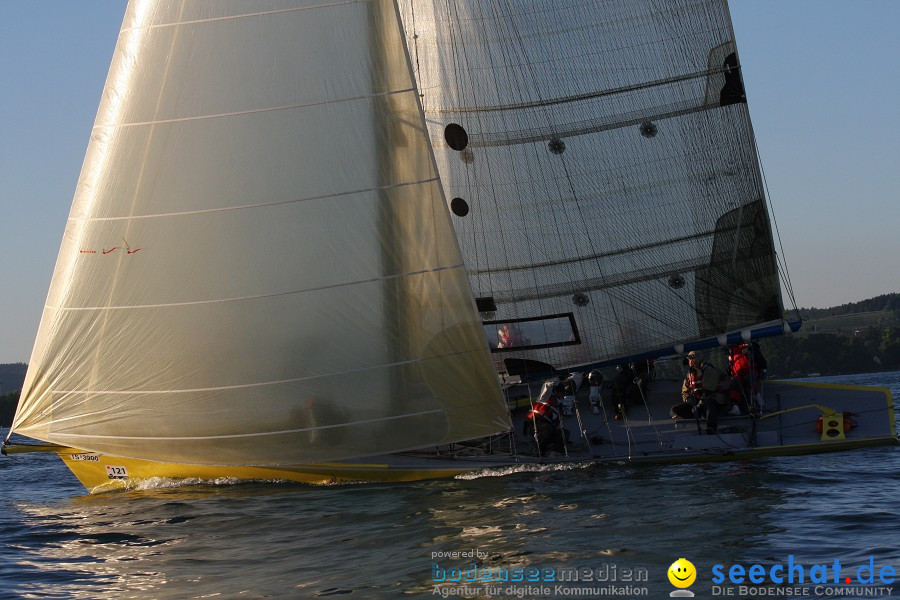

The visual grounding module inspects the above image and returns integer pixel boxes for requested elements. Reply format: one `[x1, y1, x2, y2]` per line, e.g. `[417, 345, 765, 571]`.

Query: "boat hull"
[7, 379, 896, 493]
[52, 434, 898, 494]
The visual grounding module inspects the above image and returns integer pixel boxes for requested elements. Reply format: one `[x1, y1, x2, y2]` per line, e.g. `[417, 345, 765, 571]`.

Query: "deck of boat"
[497, 376, 897, 463]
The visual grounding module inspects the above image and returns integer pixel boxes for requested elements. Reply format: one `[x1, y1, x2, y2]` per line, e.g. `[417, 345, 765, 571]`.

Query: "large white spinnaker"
[10, 0, 510, 465]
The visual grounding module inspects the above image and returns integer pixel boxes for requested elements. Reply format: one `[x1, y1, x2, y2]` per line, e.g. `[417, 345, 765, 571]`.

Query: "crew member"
[524, 382, 568, 454]
[672, 351, 724, 434]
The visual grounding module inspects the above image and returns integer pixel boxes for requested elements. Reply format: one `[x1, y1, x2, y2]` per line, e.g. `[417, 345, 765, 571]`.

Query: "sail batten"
[461, 100, 723, 148]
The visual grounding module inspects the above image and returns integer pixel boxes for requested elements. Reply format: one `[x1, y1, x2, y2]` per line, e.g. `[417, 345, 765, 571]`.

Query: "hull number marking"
[69, 454, 100, 462]
[106, 465, 129, 479]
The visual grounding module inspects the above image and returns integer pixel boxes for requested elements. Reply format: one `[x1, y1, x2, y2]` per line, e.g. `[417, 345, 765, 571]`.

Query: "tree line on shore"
[793, 293, 899, 321]
[760, 325, 900, 377]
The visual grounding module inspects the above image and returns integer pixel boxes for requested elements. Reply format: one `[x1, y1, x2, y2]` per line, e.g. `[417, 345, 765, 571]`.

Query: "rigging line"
[748, 152, 796, 311]
[596, 380, 618, 456]
[502, 386, 519, 458]
[95, 87, 419, 130]
[48, 409, 446, 442]
[407, 0, 421, 78]
[753, 132, 798, 314]
[51, 262, 465, 312]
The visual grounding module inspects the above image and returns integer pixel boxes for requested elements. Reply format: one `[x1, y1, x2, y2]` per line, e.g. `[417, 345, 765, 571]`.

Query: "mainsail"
[10, 0, 511, 465]
[399, 0, 785, 373]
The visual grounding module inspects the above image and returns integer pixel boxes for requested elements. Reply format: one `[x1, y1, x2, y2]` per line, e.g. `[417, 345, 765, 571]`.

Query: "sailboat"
[4, 0, 896, 493]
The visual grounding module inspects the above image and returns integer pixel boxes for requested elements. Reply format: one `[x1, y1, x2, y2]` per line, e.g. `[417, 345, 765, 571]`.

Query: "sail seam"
[466, 100, 721, 148]
[434, 67, 733, 114]
[470, 228, 724, 275]
[49, 262, 465, 311]
[46, 410, 445, 441]
[120, 0, 372, 33]
[94, 87, 418, 130]
[68, 177, 440, 222]
[50, 357, 422, 395]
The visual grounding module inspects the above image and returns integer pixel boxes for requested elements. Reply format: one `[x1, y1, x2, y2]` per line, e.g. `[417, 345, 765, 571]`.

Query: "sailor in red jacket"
[728, 342, 766, 412]
[524, 381, 568, 454]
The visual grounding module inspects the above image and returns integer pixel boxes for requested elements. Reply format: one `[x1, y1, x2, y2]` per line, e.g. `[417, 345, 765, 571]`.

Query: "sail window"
[475, 297, 497, 313]
[720, 52, 747, 105]
[444, 123, 469, 151]
[572, 292, 590, 306]
[450, 197, 469, 217]
[668, 274, 686, 289]
[640, 122, 658, 138]
[548, 138, 566, 154]
[485, 313, 580, 352]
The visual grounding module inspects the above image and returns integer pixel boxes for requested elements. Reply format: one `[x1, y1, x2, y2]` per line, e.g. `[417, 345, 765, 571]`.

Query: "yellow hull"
[50, 450, 474, 493]
[24, 433, 896, 494]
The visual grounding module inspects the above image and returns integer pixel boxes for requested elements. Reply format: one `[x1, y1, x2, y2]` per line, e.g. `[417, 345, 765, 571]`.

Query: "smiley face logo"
[668, 558, 697, 588]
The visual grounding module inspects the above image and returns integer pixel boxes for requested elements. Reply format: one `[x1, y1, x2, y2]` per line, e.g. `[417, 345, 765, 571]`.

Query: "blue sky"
[1, 1, 898, 363]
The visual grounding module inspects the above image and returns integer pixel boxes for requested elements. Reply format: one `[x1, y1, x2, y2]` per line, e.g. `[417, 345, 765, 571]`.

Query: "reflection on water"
[0, 371, 897, 598]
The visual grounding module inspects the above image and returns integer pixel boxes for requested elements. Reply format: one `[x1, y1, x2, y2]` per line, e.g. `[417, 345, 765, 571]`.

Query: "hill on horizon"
[796, 292, 899, 321]
[0, 363, 27, 396]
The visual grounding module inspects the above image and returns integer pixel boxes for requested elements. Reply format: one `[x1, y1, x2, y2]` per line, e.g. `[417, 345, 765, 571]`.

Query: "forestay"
[11, 0, 510, 465]
[399, 0, 784, 372]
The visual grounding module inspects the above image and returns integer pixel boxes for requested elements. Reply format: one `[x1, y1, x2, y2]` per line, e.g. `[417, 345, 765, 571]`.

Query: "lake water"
[1, 371, 898, 599]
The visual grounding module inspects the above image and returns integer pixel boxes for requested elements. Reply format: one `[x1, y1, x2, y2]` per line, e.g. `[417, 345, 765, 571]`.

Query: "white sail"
[12, 0, 511, 465]
[399, 0, 783, 371]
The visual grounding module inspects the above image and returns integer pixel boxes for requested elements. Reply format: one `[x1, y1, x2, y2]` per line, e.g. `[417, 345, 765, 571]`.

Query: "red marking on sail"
[80, 250, 96, 254]
[102, 247, 119, 255]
